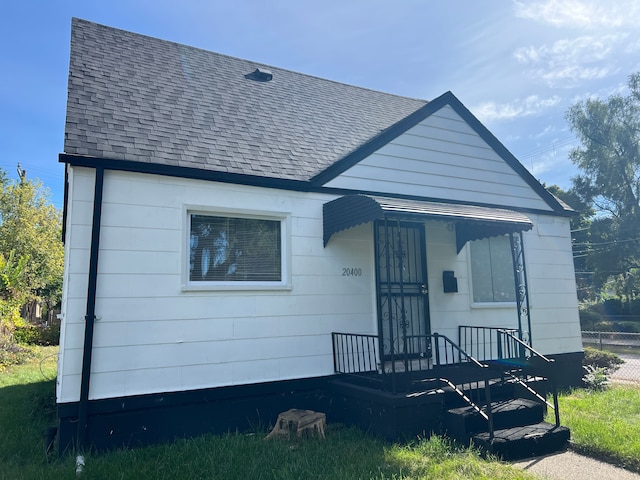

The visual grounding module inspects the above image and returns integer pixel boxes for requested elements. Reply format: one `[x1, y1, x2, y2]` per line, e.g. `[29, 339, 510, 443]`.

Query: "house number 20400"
[342, 267, 362, 276]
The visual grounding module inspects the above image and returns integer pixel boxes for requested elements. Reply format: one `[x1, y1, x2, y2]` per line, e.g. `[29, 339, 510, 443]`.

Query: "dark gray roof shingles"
[64, 18, 427, 181]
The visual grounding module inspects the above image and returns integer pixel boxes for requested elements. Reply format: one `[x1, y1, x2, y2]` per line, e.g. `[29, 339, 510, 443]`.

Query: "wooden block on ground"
[266, 409, 326, 439]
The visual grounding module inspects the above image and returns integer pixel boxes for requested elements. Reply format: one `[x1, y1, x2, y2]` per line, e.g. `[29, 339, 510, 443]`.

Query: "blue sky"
[2, 0, 640, 210]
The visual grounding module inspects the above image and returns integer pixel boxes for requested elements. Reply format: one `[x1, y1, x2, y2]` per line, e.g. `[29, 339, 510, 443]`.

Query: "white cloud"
[532, 125, 556, 140]
[474, 95, 562, 122]
[514, 35, 624, 86]
[513, 0, 640, 28]
[514, 35, 622, 66]
[540, 65, 614, 85]
[624, 38, 640, 54]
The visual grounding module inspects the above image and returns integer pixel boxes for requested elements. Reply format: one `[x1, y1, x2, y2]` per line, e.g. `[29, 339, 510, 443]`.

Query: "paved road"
[611, 354, 640, 384]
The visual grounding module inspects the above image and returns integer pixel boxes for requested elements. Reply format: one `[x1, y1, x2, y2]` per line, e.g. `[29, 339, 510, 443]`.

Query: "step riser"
[446, 409, 545, 441]
[442, 383, 516, 409]
[445, 399, 545, 441]
[473, 425, 570, 460]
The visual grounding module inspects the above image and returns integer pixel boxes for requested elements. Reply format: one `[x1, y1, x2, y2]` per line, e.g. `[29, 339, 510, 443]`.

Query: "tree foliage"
[568, 73, 640, 218]
[567, 72, 640, 298]
[0, 250, 28, 336]
[0, 170, 63, 322]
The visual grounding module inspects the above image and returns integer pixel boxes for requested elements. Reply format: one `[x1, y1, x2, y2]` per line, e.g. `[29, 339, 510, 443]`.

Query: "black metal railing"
[332, 332, 379, 375]
[430, 333, 495, 441]
[332, 331, 496, 440]
[495, 329, 561, 427]
[430, 332, 483, 367]
[332, 332, 488, 377]
[458, 326, 560, 426]
[458, 326, 521, 362]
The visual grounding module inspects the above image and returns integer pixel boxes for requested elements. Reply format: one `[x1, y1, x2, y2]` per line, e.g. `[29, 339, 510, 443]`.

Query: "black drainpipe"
[76, 167, 105, 449]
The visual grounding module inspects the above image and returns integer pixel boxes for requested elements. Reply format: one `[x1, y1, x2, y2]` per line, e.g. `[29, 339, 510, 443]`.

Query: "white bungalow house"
[57, 18, 582, 456]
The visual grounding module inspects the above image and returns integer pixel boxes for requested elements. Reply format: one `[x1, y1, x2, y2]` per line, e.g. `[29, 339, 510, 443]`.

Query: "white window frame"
[467, 235, 517, 308]
[182, 205, 291, 291]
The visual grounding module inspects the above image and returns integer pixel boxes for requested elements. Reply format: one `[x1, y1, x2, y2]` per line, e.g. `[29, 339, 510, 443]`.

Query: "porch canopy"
[323, 195, 533, 252]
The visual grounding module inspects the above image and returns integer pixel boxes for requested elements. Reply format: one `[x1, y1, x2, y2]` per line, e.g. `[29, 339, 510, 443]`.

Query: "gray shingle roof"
[65, 18, 428, 181]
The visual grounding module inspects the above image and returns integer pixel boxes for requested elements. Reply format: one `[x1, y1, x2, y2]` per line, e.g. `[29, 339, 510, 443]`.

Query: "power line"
[573, 237, 640, 247]
[514, 135, 580, 160]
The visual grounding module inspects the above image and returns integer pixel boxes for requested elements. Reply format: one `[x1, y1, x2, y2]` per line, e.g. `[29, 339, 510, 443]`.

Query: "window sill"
[470, 302, 517, 309]
[182, 282, 292, 292]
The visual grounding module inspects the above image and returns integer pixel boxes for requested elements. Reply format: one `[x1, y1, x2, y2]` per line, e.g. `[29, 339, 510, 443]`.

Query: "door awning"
[323, 195, 533, 252]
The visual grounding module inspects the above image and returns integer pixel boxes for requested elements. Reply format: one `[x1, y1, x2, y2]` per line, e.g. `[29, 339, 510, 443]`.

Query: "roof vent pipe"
[245, 68, 273, 82]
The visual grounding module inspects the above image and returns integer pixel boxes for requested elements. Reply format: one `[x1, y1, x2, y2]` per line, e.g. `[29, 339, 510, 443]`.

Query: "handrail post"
[552, 380, 560, 427]
[332, 333, 338, 373]
[484, 369, 494, 443]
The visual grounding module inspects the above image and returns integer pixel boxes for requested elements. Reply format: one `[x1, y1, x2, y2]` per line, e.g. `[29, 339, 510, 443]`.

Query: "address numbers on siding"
[342, 267, 363, 277]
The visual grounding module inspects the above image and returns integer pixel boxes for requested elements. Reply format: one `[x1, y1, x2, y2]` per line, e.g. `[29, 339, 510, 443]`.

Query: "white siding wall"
[325, 105, 552, 212]
[525, 215, 582, 353]
[424, 217, 582, 356]
[58, 167, 376, 403]
[58, 168, 581, 404]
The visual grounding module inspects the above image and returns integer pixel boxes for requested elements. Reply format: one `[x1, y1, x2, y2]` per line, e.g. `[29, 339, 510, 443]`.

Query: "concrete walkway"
[611, 354, 640, 385]
[512, 450, 640, 480]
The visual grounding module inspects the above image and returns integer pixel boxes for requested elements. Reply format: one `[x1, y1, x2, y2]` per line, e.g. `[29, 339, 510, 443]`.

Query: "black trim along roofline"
[59, 153, 574, 219]
[59, 154, 311, 192]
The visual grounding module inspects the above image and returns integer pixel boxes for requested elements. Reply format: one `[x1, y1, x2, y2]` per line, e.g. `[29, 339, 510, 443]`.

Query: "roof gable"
[316, 92, 564, 212]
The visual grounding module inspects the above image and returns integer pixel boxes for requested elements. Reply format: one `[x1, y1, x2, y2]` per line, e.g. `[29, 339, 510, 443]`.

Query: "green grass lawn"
[4, 346, 640, 479]
[554, 384, 640, 472]
[0, 346, 536, 480]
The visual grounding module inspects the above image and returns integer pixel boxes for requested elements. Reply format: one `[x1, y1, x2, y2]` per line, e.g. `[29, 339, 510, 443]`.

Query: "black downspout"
[61, 164, 69, 245]
[76, 167, 105, 450]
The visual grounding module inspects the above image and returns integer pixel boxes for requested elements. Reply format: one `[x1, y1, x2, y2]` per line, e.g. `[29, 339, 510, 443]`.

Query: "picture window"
[469, 235, 515, 303]
[189, 213, 283, 284]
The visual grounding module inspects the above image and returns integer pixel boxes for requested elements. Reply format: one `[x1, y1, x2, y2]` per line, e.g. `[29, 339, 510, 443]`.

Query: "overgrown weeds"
[0, 337, 33, 371]
[583, 346, 624, 371]
[13, 322, 61, 346]
[581, 346, 624, 391]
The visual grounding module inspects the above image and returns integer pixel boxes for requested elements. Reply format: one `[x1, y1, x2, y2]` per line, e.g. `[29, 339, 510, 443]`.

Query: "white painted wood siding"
[58, 168, 376, 403]
[58, 168, 580, 404]
[325, 105, 553, 212]
[424, 216, 582, 355]
[524, 215, 582, 353]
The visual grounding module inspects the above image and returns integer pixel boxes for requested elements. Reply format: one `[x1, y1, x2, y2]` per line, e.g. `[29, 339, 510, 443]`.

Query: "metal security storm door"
[375, 220, 431, 361]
